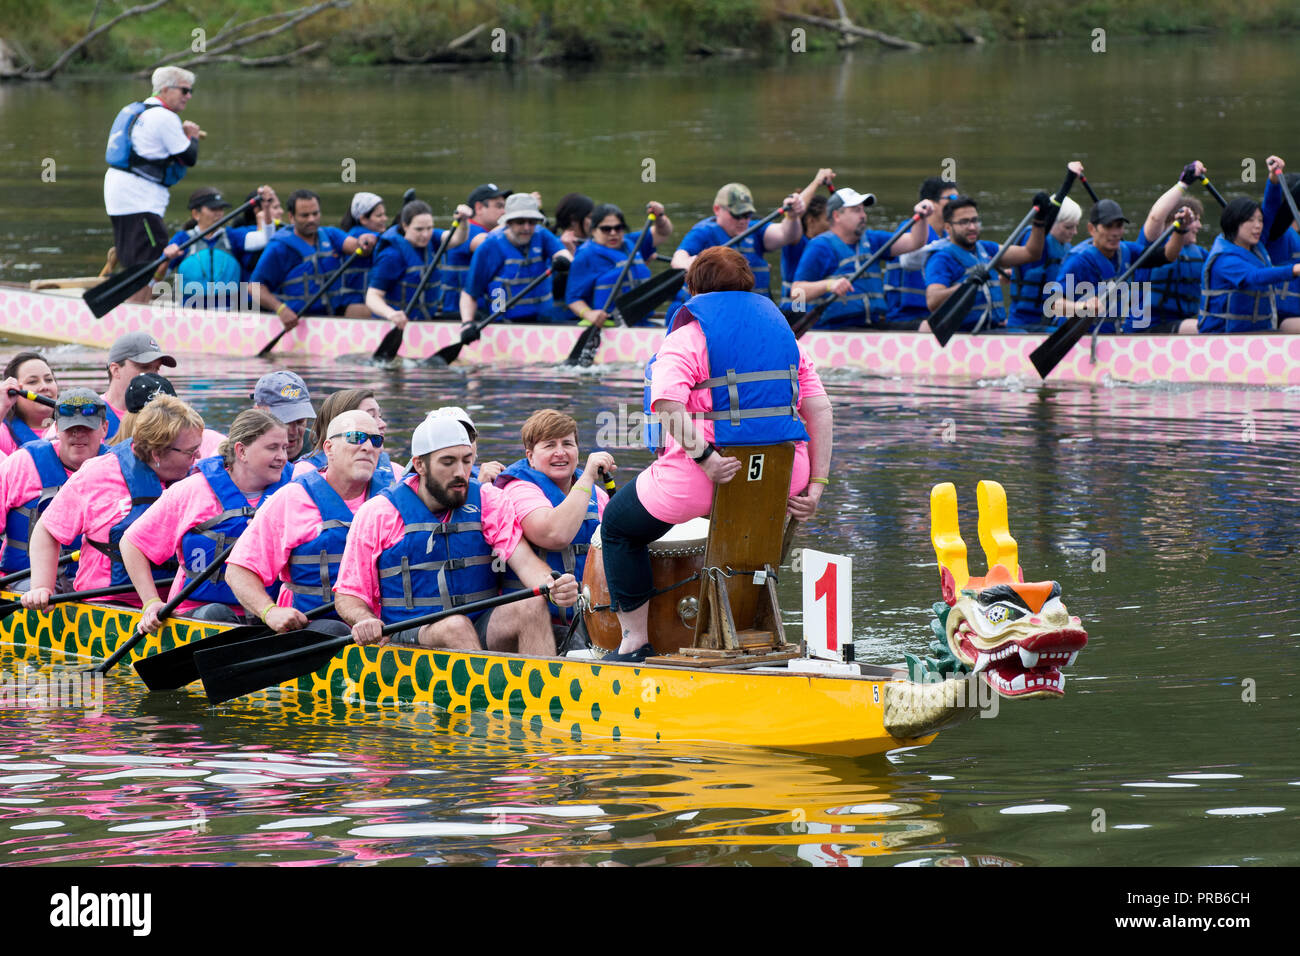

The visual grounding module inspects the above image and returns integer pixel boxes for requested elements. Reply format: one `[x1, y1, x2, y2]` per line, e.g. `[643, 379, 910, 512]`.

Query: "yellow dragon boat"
[0, 481, 1086, 757]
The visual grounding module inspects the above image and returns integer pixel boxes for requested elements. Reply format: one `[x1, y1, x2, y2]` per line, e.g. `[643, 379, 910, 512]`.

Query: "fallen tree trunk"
[17, 0, 175, 81]
[780, 10, 923, 51]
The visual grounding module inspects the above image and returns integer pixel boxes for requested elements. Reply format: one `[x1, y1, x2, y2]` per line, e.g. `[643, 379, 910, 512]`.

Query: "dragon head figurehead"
[903, 480, 1087, 702]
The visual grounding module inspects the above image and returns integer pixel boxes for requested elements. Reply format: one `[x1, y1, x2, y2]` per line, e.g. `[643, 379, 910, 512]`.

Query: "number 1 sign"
[801, 549, 852, 661]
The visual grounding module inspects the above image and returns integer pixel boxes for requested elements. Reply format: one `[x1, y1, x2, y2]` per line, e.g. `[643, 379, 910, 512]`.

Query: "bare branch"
[154, 0, 350, 71]
[183, 41, 325, 68]
[25, 0, 176, 81]
[779, 10, 922, 51]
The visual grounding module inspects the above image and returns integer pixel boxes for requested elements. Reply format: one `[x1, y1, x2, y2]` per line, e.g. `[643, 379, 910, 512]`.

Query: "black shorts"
[387, 606, 496, 650]
[110, 213, 168, 269]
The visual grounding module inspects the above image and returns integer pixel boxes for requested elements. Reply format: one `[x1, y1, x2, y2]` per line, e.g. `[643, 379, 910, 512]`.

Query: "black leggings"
[600, 479, 673, 613]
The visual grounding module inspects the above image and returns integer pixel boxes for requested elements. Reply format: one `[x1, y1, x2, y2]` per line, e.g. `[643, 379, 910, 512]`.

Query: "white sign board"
[801, 548, 852, 661]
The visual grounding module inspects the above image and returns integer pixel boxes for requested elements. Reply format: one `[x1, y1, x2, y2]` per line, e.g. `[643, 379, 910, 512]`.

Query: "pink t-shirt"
[229, 475, 369, 608]
[500, 477, 609, 543]
[0, 438, 71, 518]
[122, 468, 274, 613]
[2, 418, 51, 457]
[199, 429, 225, 459]
[335, 476, 519, 617]
[38, 451, 150, 601]
[636, 321, 824, 524]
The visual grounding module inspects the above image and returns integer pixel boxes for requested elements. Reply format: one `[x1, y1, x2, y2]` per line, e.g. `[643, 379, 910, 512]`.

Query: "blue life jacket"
[482, 230, 561, 322]
[796, 232, 884, 329]
[1264, 229, 1300, 318]
[175, 228, 243, 309]
[779, 236, 809, 308]
[1199, 235, 1279, 333]
[494, 459, 600, 622]
[674, 291, 809, 447]
[1059, 241, 1142, 335]
[932, 240, 1005, 331]
[105, 102, 188, 187]
[672, 219, 773, 311]
[1009, 228, 1069, 328]
[573, 237, 652, 314]
[1, 439, 107, 574]
[299, 449, 395, 494]
[273, 229, 352, 315]
[87, 441, 178, 587]
[338, 225, 378, 298]
[1139, 242, 1207, 328]
[5, 418, 41, 448]
[884, 222, 943, 323]
[372, 225, 439, 320]
[104, 405, 121, 442]
[178, 456, 292, 607]
[439, 221, 487, 312]
[284, 470, 380, 614]
[375, 479, 499, 625]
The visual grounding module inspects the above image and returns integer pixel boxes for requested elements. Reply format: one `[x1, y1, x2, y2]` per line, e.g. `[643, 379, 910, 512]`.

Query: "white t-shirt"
[103, 97, 193, 217]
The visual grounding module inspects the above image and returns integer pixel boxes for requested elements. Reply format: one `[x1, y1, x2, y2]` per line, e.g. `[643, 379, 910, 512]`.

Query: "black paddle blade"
[0, 598, 23, 620]
[372, 325, 405, 362]
[257, 325, 292, 358]
[196, 627, 352, 705]
[790, 300, 832, 339]
[430, 339, 463, 366]
[613, 269, 685, 325]
[929, 281, 980, 347]
[1030, 313, 1091, 379]
[563, 324, 600, 366]
[84, 261, 158, 318]
[134, 621, 273, 691]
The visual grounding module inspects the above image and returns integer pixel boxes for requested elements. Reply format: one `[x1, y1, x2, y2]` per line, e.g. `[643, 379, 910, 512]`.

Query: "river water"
[1, 36, 1298, 867]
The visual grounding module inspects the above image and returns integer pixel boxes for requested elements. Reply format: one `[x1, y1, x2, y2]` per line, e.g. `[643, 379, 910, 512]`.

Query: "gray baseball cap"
[55, 387, 107, 432]
[251, 370, 314, 423]
[108, 331, 177, 367]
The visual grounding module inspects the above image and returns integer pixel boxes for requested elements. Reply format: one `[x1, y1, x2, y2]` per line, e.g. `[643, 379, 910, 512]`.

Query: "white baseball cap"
[826, 188, 877, 213]
[411, 417, 471, 457]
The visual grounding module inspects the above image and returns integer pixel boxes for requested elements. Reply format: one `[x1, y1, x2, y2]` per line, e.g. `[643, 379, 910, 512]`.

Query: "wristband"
[1177, 181, 1189, 192]
[809, 477, 829, 485]
[259, 602, 277, 624]
[142, 597, 163, 610]
[275, 303, 287, 316]
[574, 483, 592, 496]
[692, 442, 717, 464]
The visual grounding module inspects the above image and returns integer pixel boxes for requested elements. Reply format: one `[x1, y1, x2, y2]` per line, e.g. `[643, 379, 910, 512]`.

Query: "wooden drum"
[582, 517, 710, 654]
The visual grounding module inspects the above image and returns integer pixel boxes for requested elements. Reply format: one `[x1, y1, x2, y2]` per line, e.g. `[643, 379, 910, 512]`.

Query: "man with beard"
[459, 193, 571, 329]
[252, 189, 378, 330]
[335, 416, 579, 654]
[923, 195, 1050, 333]
[790, 188, 935, 329]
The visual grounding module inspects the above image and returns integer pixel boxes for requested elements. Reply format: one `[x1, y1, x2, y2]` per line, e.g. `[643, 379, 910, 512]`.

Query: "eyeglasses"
[950, 217, 981, 227]
[596, 224, 626, 234]
[174, 87, 193, 95]
[58, 402, 105, 418]
[329, 430, 384, 448]
[168, 443, 202, 460]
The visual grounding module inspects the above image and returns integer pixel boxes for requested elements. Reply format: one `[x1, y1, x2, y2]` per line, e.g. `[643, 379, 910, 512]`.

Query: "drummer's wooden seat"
[660, 442, 800, 667]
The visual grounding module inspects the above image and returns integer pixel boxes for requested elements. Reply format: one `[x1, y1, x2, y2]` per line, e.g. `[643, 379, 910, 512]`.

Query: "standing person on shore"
[0, 351, 59, 457]
[104, 67, 204, 305]
[252, 190, 378, 330]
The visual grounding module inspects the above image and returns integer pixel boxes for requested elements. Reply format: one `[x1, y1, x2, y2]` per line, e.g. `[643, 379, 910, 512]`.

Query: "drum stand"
[656, 443, 801, 669]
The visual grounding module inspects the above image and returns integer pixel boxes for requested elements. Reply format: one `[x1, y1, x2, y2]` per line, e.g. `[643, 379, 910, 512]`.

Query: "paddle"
[0, 550, 79, 590]
[1079, 174, 1101, 204]
[563, 212, 657, 367]
[0, 579, 171, 621]
[427, 258, 570, 367]
[134, 600, 337, 691]
[195, 579, 558, 705]
[1200, 176, 1228, 210]
[372, 212, 467, 362]
[610, 203, 791, 327]
[85, 197, 259, 318]
[6, 389, 58, 409]
[1268, 170, 1300, 243]
[1029, 218, 1182, 380]
[929, 168, 1078, 347]
[257, 248, 365, 357]
[94, 542, 237, 674]
[788, 213, 922, 338]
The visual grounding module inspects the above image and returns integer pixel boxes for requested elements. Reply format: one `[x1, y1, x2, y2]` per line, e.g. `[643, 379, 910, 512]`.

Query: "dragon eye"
[982, 603, 1024, 625]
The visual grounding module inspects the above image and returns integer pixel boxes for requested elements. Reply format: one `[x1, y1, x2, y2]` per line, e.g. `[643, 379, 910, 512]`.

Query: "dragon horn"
[930, 483, 970, 594]
[976, 480, 1021, 582]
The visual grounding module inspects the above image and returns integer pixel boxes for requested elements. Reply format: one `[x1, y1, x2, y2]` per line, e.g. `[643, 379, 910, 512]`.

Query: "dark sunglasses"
[330, 430, 384, 448]
[596, 224, 626, 234]
[174, 86, 193, 95]
[58, 402, 105, 418]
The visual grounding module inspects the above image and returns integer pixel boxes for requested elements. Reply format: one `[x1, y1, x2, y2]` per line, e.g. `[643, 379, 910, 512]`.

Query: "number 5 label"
[801, 549, 851, 661]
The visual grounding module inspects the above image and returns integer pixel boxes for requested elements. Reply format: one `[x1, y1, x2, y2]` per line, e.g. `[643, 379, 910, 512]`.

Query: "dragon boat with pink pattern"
[6, 283, 1300, 385]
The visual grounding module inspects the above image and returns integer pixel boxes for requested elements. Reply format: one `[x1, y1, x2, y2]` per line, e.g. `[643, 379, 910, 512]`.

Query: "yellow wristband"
[574, 484, 592, 496]
[142, 597, 163, 609]
[275, 303, 286, 316]
[259, 602, 277, 623]
[809, 477, 829, 485]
